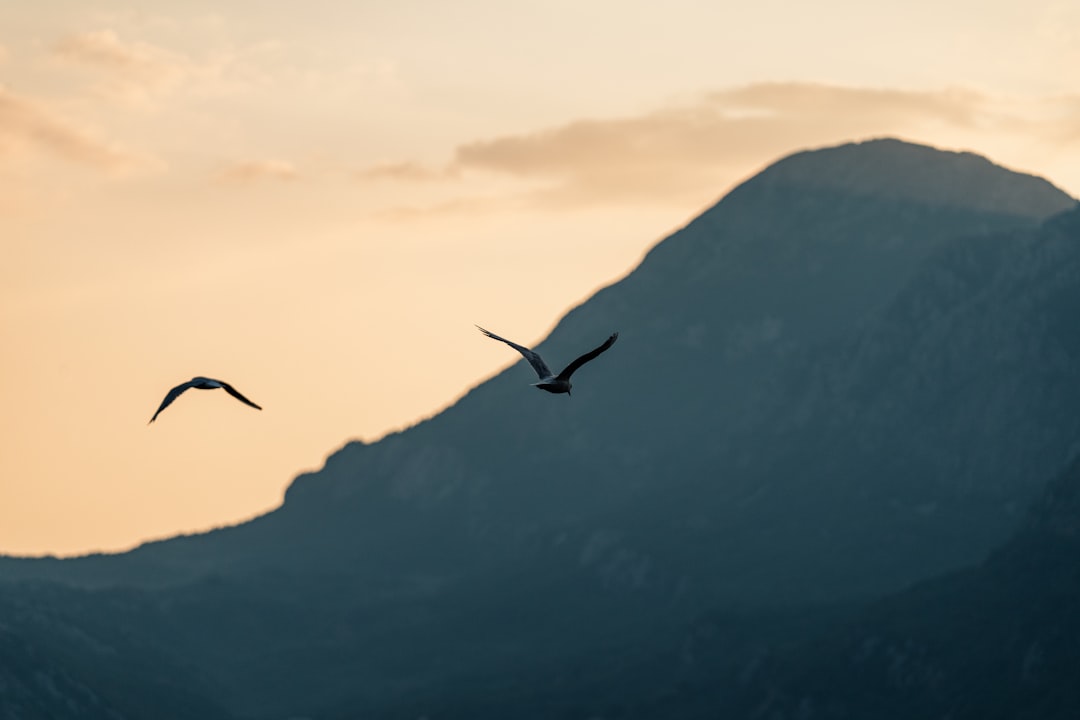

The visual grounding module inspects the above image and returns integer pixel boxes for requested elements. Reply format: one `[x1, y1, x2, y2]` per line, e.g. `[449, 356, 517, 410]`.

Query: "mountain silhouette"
[1, 138, 1077, 718]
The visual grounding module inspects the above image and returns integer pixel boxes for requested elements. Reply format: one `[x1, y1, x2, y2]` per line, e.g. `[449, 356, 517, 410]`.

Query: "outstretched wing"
[148, 380, 197, 423]
[476, 325, 553, 380]
[218, 381, 262, 411]
[555, 332, 618, 382]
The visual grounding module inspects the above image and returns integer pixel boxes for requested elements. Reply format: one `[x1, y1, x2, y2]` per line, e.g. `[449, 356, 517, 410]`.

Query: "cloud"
[370, 193, 525, 222]
[447, 83, 992, 206]
[1054, 95, 1080, 144]
[707, 84, 983, 126]
[360, 82, 1080, 215]
[219, 159, 298, 183]
[359, 83, 998, 210]
[53, 30, 394, 109]
[53, 30, 192, 103]
[358, 161, 456, 183]
[0, 84, 147, 171]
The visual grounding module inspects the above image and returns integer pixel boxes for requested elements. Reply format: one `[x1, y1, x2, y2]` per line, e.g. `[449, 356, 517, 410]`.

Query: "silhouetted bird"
[149, 377, 262, 423]
[477, 326, 618, 396]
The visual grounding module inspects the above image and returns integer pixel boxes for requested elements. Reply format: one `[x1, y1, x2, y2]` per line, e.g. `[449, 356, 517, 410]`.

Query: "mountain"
[1, 138, 1077, 717]
[0, 583, 232, 720]
[628, 449, 1080, 720]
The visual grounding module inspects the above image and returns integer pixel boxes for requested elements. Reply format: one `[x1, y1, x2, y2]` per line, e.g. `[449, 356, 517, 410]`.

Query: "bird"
[476, 326, 618, 396]
[148, 376, 262, 423]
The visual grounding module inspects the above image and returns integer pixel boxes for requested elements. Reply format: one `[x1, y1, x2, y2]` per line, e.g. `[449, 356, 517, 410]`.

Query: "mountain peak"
[750, 137, 1075, 218]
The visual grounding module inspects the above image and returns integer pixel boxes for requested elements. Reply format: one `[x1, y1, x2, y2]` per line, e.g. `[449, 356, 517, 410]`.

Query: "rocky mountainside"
[0, 583, 231, 720]
[632, 450, 1080, 720]
[1, 139, 1077, 718]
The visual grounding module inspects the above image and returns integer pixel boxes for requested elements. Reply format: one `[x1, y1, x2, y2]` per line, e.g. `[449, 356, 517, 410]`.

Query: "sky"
[2, 1, 1079, 557]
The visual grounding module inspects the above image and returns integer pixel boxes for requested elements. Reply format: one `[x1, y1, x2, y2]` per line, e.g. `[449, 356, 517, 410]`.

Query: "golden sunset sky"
[2, 1, 1079, 556]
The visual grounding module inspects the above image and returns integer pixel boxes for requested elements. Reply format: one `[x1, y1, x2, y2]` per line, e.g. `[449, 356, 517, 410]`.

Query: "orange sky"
[2, 1, 1079, 556]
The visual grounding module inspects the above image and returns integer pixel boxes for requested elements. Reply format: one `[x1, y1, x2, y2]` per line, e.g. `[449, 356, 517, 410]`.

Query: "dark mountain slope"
[301, 450, 1080, 719]
[384, 447, 1080, 720]
[708, 203, 1080, 600]
[641, 450, 1080, 720]
[0, 584, 232, 720]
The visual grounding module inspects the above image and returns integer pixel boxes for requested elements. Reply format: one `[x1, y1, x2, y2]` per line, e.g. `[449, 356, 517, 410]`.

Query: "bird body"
[533, 379, 571, 394]
[149, 376, 262, 423]
[190, 377, 226, 391]
[477, 326, 618, 396]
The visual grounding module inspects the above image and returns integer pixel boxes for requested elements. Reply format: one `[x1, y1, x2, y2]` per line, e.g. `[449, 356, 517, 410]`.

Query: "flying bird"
[149, 376, 262, 423]
[476, 326, 618, 396]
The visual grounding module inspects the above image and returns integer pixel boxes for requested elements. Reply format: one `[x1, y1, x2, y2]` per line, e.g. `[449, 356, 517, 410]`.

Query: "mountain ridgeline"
[1, 138, 1078, 718]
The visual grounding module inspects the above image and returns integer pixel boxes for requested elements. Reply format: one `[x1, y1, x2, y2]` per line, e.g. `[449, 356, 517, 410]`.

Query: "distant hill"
[1, 138, 1077, 718]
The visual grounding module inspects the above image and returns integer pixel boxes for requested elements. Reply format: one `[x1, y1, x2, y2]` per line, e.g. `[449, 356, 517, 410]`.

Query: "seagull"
[477, 326, 618, 396]
[149, 376, 262, 423]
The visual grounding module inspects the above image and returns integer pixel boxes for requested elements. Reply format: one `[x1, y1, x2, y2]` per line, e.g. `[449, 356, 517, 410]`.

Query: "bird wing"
[476, 325, 552, 379]
[555, 332, 619, 382]
[218, 381, 263, 411]
[148, 380, 197, 423]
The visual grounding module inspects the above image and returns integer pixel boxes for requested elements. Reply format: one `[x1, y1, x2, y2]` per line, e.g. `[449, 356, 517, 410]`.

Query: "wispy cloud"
[363, 82, 1080, 217]
[370, 193, 526, 222]
[449, 83, 992, 206]
[0, 84, 147, 171]
[1053, 94, 1080, 144]
[706, 84, 984, 126]
[53, 29, 201, 105]
[358, 161, 455, 183]
[359, 83, 998, 211]
[219, 159, 298, 183]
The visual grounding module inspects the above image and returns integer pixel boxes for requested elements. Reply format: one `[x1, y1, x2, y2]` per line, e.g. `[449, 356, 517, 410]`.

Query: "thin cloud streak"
[0, 84, 147, 171]
[53, 29, 192, 103]
[358, 161, 457, 183]
[50, 28, 266, 106]
[219, 159, 299, 183]
[707, 83, 985, 126]
[370, 193, 529, 222]
[54, 30, 183, 75]
[1052, 94, 1080, 144]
